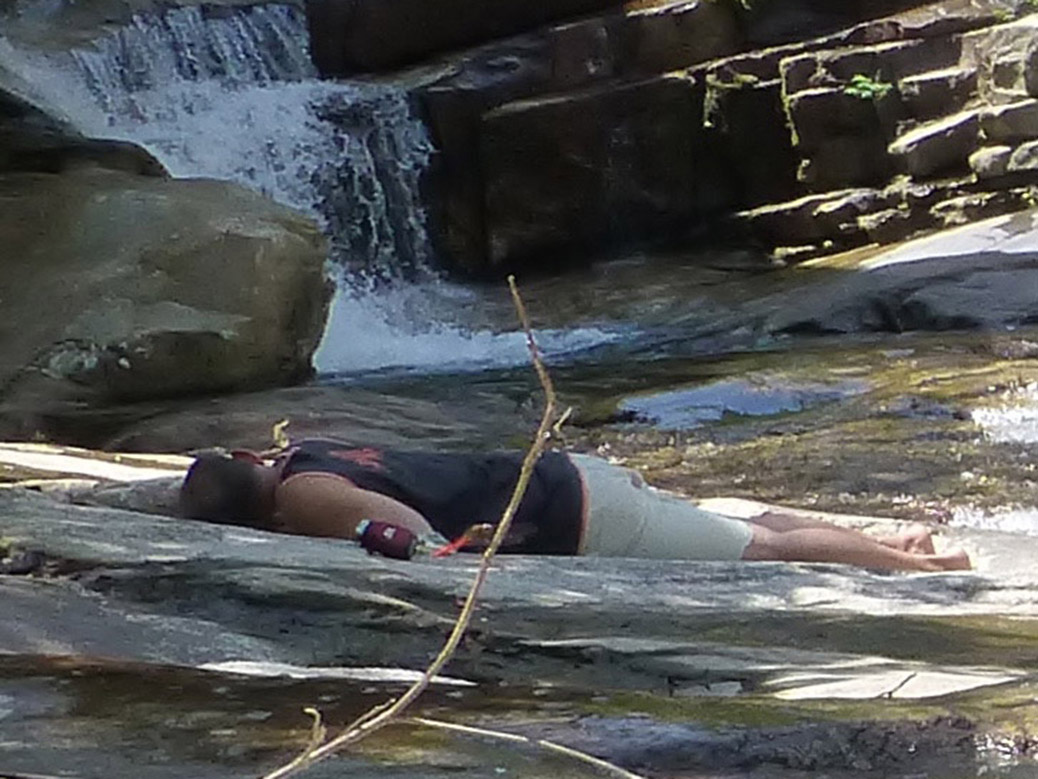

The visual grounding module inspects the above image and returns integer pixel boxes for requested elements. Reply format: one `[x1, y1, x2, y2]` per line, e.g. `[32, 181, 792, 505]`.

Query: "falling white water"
[0, 5, 434, 273]
[314, 279, 623, 375]
[0, 3, 624, 374]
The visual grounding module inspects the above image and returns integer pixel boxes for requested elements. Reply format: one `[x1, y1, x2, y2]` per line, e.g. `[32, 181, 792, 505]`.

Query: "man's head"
[179, 453, 270, 527]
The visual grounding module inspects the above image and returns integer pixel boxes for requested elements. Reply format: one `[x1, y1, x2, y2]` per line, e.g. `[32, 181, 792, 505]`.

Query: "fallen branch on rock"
[260, 276, 635, 779]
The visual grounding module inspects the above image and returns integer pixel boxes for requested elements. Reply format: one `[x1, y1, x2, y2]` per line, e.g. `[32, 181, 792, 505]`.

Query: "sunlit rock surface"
[764, 209, 1038, 334]
[2, 483, 1038, 776]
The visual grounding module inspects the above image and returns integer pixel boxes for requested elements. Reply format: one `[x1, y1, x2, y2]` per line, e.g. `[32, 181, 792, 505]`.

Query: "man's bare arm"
[273, 472, 436, 540]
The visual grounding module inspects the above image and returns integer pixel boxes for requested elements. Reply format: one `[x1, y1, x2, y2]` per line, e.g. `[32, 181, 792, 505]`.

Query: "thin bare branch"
[261, 275, 563, 779]
[408, 716, 648, 779]
[536, 739, 648, 779]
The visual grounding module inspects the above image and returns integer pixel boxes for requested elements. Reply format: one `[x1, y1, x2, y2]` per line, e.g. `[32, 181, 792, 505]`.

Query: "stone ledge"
[888, 109, 980, 177]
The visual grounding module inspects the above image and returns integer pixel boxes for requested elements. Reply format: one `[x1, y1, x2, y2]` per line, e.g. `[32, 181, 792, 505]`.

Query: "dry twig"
[261, 275, 567, 779]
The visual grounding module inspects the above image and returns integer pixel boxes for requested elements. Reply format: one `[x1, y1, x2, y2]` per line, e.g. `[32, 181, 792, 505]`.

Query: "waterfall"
[0, 2, 623, 375]
[1, 3, 434, 274]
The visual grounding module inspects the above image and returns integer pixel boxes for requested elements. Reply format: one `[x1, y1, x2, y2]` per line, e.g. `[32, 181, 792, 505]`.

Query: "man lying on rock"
[179, 438, 971, 572]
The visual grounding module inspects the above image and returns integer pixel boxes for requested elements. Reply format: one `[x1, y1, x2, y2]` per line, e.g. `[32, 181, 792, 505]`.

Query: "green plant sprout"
[843, 72, 894, 101]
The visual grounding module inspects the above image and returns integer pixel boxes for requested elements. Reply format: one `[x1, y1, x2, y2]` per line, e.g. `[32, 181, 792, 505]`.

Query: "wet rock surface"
[2, 484, 1038, 777]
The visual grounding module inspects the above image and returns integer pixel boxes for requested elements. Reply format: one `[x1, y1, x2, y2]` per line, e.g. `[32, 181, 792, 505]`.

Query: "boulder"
[479, 74, 702, 269]
[0, 86, 165, 176]
[0, 167, 330, 438]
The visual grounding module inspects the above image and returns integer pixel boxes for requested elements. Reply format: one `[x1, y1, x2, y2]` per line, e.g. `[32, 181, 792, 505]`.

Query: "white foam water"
[971, 382, 1038, 445]
[314, 280, 624, 375]
[951, 506, 1038, 536]
[949, 383, 1038, 535]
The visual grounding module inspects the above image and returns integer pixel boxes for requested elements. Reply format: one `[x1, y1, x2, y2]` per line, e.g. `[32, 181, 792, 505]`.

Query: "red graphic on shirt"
[329, 447, 385, 471]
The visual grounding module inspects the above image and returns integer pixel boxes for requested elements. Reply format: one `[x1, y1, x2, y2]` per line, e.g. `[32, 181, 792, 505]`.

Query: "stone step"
[980, 97, 1038, 142]
[899, 66, 978, 121]
[781, 36, 962, 97]
[694, 0, 1004, 94]
[796, 135, 895, 191]
[730, 172, 1038, 258]
[548, 0, 743, 87]
[479, 73, 703, 267]
[960, 13, 1038, 104]
[887, 108, 981, 178]
[1006, 138, 1038, 173]
[873, 0, 1019, 40]
[734, 188, 892, 251]
[969, 145, 1013, 179]
[785, 87, 898, 151]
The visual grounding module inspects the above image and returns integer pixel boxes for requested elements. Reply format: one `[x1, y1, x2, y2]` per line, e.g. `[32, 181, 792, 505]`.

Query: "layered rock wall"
[305, 0, 1038, 272]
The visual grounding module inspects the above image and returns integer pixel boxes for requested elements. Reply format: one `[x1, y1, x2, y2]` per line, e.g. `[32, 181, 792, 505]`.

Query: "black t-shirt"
[279, 439, 585, 555]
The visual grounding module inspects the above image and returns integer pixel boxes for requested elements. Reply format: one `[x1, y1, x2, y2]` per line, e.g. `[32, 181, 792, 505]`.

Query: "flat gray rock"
[765, 208, 1038, 334]
[3, 485, 1038, 778]
[2, 488, 1037, 687]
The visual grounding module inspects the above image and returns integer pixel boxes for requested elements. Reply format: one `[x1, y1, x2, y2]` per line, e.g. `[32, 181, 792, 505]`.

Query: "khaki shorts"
[570, 454, 753, 560]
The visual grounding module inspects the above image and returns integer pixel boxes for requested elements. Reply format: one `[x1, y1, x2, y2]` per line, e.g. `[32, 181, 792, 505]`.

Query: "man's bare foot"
[879, 524, 937, 555]
[933, 547, 972, 571]
[902, 525, 937, 555]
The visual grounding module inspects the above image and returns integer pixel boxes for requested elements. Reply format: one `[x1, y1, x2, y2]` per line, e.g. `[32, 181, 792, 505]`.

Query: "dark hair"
[179, 454, 267, 527]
